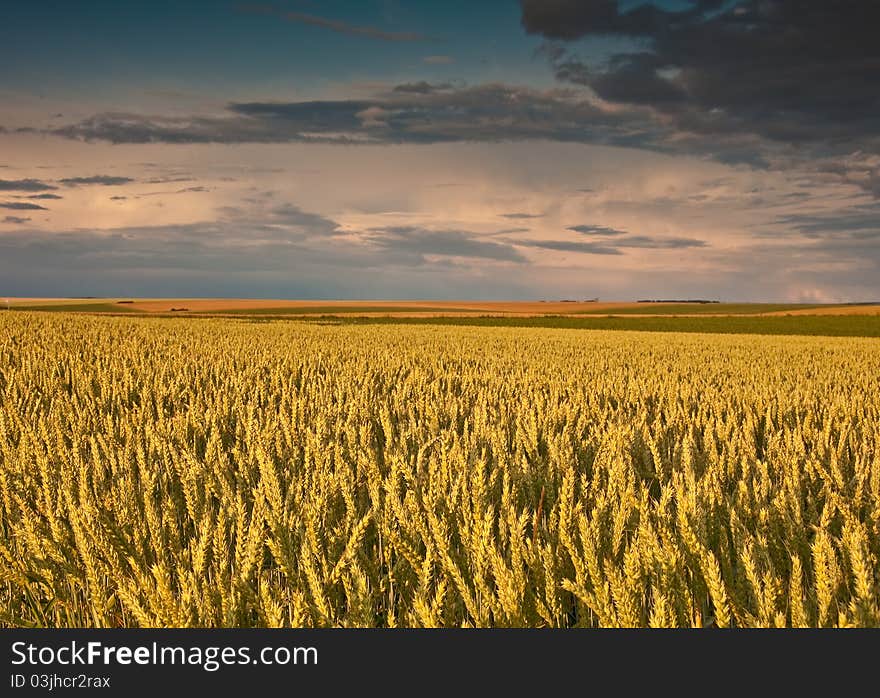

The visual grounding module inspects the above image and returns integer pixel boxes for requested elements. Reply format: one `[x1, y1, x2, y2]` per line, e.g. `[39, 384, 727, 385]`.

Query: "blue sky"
[1, 0, 879, 301]
[0, 1, 553, 93]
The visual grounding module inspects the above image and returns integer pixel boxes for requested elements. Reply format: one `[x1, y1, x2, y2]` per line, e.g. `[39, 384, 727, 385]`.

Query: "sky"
[1, 0, 879, 301]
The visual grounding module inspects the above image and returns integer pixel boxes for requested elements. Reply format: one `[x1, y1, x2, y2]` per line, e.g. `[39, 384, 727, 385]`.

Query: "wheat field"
[1, 312, 878, 627]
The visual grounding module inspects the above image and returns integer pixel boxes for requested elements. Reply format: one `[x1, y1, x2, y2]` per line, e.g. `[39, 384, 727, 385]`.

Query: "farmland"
[6, 297, 880, 318]
[1, 312, 878, 627]
[4, 297, 880, 338]
[5, 297, 880, 337]
[341, 314, 880, 338]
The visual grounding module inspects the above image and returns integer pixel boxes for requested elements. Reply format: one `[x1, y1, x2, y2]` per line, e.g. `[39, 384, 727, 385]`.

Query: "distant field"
[567, 303, 827, 315]
[5, 298, 880, 337]
[217, 305, 463, 315]
[6, 302, 139, 313]
[5, 297, 879, 318]
[331, 314, 880, 337]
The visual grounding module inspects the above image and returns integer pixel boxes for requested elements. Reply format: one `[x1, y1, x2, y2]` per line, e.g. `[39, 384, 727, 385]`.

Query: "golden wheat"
[0, 312, 878, 627]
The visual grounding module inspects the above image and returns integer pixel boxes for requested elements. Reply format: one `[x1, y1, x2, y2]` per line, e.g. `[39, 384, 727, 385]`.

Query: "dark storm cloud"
[0, 202, 48, 210]
[366, 226, 526, 262]
[522, 1, 742, 39]
[567, 224, 627, 236]
[59, 175, 135, 186]
[2, 216, 31, 224]
[554, 52, 688, 106]
[0, 178, 58, 192]
[48, 84, 659, 147]
[522, 1, 880, 154]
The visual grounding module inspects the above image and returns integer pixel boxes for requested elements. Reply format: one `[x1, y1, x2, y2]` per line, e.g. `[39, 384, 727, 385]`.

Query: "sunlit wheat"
[1, 312, 878, 627]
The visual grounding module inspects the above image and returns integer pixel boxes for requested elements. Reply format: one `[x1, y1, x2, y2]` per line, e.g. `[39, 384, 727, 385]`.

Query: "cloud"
[0, 202, 48, 210]
[0, 204, 534, 299]
[22, 193, 63, 200]
[110, 196, 127, 201]
[522, 0, 880, 160]
[500, 212, 545, 219]
[139, 186, 210, 198]
[267, 203, 343, 236]
[567, 224, 627, 236]
[48, 83, 658, 147]
[282, 12, 426, 42]
[145, 176, 194, 184]
[2, 216, 31, 224]
[0, 229, 536, 299]
[0, 184, 870, 299]
[775, 204, 880, 240]
[0, 178, 58, 192]
[564, 221, 704, 253]
[356, 106, 390, 128]
[518, 233, 705, 255]
[807, 152, 880, 198]
[391, 81, 455, 95]
[521, 0, 713, 40]
[613, 235, 707, 250]
[0, 222, 317, 275]
[365, 226, 526, 262]
[242, 4, 427, 42]
[423, 55, 454, 64]
[0, 201, 351, 273]
[518, 239, 622, 255]
[59, 175, 135, 186]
